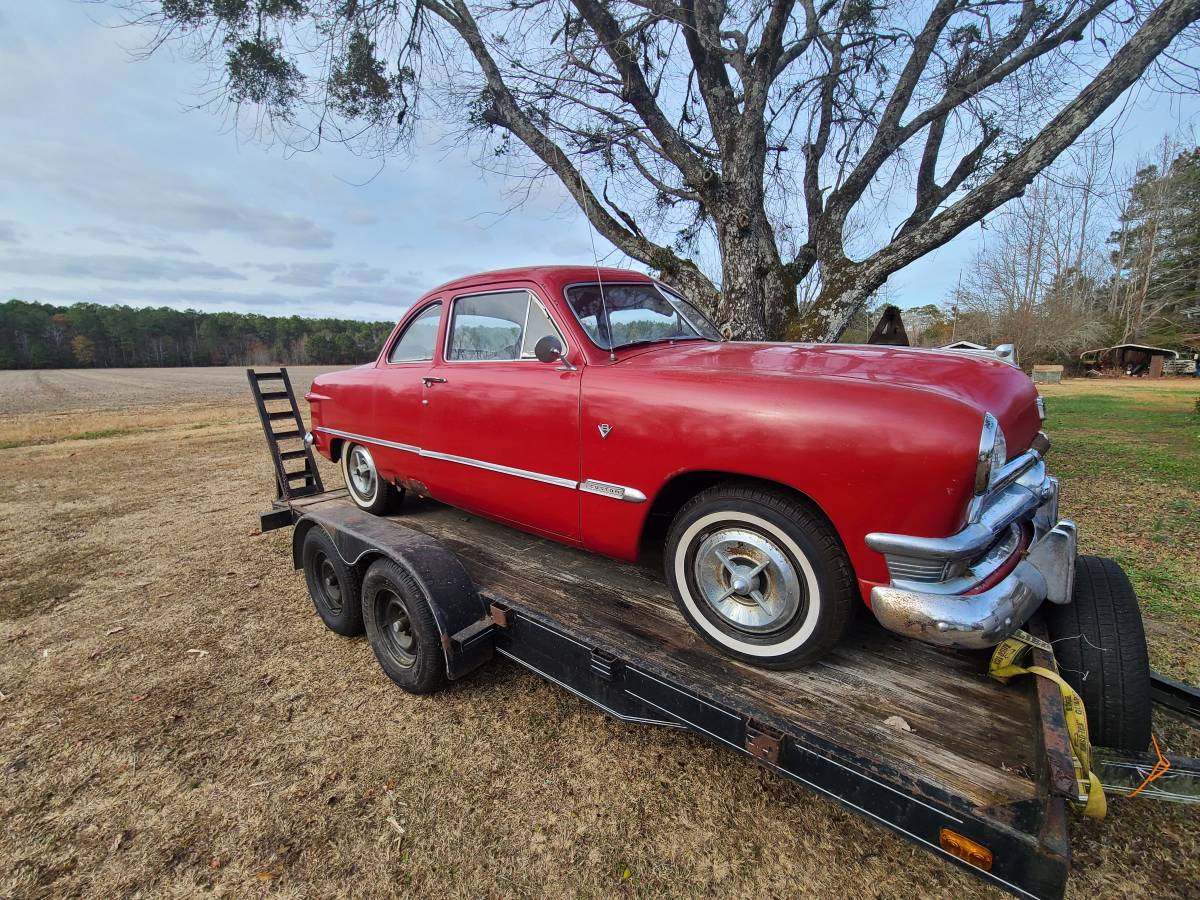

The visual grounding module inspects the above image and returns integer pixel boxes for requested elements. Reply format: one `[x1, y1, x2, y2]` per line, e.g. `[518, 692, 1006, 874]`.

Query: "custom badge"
[597, 423, 612, 439]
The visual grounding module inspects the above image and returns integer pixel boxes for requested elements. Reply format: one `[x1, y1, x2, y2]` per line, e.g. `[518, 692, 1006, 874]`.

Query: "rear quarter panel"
[306, 365, 379, 460]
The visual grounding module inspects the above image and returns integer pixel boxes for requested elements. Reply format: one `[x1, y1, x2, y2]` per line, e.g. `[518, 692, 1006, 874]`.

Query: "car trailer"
[249, 368, 1200, 900]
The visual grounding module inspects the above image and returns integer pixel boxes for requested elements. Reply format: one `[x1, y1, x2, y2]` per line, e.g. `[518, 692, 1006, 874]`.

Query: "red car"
[305, 265, 1074, 669]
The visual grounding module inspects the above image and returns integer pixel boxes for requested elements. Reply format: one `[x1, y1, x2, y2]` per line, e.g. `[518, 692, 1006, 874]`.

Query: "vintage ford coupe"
[304, 266, 1134, 705]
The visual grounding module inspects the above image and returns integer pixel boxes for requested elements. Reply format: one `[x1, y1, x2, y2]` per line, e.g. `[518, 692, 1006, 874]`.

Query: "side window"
[387, 302, 442, 363]
[447, 291, 566, 362]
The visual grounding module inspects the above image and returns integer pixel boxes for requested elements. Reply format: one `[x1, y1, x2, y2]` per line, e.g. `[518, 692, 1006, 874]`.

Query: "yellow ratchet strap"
[989, 631, 1107, 819]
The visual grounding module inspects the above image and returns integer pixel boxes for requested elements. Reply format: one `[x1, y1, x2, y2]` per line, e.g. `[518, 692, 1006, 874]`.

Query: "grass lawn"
[1040, 378, 1200, 683]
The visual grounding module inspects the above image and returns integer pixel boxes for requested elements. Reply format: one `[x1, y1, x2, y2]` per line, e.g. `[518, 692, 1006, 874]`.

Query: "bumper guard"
[866, 449, 1077, 649]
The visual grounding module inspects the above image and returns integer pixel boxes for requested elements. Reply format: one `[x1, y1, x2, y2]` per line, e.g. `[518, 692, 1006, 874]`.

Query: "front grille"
[885, 555, 949, 584]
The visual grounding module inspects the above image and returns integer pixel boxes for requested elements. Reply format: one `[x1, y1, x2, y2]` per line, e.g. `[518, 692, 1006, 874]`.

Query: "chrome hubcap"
[348, 446, 376, 499]
[692, 528, 802, 633]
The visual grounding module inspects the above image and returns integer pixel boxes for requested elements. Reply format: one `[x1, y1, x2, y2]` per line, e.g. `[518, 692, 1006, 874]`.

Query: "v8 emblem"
[597, 423, 612, 439]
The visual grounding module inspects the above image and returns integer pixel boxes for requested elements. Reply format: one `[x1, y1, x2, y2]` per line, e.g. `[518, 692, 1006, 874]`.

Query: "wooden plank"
[381, 498, 1043, 809]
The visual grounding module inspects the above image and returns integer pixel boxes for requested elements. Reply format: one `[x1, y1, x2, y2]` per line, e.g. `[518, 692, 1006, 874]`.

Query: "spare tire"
[1043, 555, 1151, 751]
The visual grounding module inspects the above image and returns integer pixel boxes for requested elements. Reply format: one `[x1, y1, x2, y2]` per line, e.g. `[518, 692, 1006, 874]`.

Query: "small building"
[936, 340, 1019, 367]
[1080, 344, 1179, 377]
[1032, 364, 1064, 384]
[939, 340, 988, 352]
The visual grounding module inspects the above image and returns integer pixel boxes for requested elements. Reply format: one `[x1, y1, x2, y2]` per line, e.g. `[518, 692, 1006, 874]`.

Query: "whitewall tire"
[665, 483, 855, 668]
[340, 442, 400, 515]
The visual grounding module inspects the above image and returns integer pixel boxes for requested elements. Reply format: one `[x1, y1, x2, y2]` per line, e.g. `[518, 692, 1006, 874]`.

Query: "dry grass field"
[1, 367, 1197, 899]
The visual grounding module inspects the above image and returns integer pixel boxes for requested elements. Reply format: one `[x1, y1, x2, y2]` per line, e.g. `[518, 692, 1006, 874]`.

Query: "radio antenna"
[576, 165, 616, 362]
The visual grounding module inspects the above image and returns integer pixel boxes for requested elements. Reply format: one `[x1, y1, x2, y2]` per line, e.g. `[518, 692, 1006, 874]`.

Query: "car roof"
[425, 264, 655, 298]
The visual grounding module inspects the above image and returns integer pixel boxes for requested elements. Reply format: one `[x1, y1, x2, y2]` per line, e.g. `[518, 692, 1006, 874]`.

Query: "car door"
[420, 286, 582, 541]
[370, 300, 443, 485]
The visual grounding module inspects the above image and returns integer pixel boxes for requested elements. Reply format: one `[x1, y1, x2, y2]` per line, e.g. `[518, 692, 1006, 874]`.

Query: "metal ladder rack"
[246, 367, 324, 500]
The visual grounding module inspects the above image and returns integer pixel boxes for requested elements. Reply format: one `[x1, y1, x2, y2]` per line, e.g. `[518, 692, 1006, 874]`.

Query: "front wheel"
[665, 483, 855, 668]
[341, 442, 401, 515]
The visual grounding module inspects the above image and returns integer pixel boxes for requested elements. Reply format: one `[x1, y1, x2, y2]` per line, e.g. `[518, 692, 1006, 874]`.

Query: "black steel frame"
[483, 592, 1070, 900]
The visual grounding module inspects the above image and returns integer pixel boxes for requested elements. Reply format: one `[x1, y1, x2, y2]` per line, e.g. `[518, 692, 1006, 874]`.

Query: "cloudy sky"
[1, 2, 1197, 322]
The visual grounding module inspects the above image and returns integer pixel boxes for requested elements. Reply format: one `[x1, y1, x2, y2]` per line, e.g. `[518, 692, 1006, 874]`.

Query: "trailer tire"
[301, 527, 363, 635]
[665, 482, 855, 668]
[362, 558, 448, 694]
[341, 442, 401, 515]
[1043, 555, 1151, 751]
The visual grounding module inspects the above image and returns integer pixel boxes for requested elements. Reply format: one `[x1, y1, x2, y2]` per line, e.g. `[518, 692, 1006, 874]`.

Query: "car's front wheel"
[340, 442, 401, 515]
[665, 483, 855, 668]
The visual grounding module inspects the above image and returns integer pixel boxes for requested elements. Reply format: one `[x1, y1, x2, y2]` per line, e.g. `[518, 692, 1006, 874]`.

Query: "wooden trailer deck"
[291, 490, 1056, 817]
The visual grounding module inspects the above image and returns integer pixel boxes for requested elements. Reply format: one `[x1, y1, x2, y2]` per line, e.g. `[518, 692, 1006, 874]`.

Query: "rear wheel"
[341, 442, 401, 515]
[301, 527, 363, 635]
[361, 559, 447, 694]
[665, 483, 855, 668]
[1043, 555, 1151, 751]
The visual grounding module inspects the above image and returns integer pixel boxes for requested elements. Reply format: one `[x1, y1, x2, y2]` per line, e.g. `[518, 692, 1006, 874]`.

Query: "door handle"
[422, 376, 447, 386]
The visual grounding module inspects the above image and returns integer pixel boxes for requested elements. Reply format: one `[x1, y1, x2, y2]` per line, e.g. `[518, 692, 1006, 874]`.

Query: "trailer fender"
[291, 506, 492, 680]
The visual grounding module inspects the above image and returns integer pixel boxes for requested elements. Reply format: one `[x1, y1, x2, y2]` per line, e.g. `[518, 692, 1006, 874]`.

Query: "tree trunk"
[710, 206, 795, 340]
[786, 260, 876, 342]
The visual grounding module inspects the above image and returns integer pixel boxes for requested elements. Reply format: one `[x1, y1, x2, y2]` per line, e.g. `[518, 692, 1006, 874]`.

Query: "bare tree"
[951, 173, 1109, 360]
[115, 0, 1200, 339]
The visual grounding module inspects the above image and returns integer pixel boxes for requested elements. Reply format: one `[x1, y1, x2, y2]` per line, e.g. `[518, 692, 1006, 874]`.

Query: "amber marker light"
[939, 829, 994, 871]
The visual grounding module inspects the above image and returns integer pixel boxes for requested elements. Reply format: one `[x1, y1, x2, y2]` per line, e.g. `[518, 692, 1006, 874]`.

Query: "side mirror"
[534, 335, 565, 364]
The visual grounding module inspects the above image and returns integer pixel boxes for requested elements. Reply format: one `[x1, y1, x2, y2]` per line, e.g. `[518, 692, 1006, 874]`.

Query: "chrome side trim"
[316, 426, 419, 455]
[419, 449, 578, 490]
[317, 426, 650, 500]
[580, 479, 647, 503]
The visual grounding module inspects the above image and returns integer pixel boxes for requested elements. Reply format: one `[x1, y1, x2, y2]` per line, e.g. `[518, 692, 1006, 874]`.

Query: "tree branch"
[571, 0, 716, 188]
[432, 0, 691, 274]
[866, 0, 1200, 283]
[828, 0, 1115, 220]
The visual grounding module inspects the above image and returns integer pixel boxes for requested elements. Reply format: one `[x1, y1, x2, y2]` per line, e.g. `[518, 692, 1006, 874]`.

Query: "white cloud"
[343, 208, 378, 226]
[0, 250, 246, 283]
[342, 262, 390, 284]
[272, 262, 339, 288]
[0, 141, 334, 250]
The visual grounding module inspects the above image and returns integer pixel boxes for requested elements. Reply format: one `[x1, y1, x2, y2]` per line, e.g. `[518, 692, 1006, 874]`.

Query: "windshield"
[564, 282, 722, 351]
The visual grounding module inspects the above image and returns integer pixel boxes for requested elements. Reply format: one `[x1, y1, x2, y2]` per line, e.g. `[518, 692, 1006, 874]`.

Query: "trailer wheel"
[1043, 555, 1151, 751]
[361, 559, 448, 694]
[301, 527, 363, 635]
[665, 483, 855, 668]
[341, 442, 401, 515]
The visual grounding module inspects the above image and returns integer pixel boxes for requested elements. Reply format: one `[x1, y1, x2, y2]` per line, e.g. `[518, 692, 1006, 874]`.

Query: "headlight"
[973, 413, 1007, 495]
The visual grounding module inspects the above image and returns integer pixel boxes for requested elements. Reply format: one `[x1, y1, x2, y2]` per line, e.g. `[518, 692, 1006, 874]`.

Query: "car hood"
[618, 341, 1042, 452]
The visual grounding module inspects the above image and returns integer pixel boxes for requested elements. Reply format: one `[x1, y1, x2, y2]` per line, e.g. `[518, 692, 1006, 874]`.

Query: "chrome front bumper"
[866, 450, 1077, 649]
